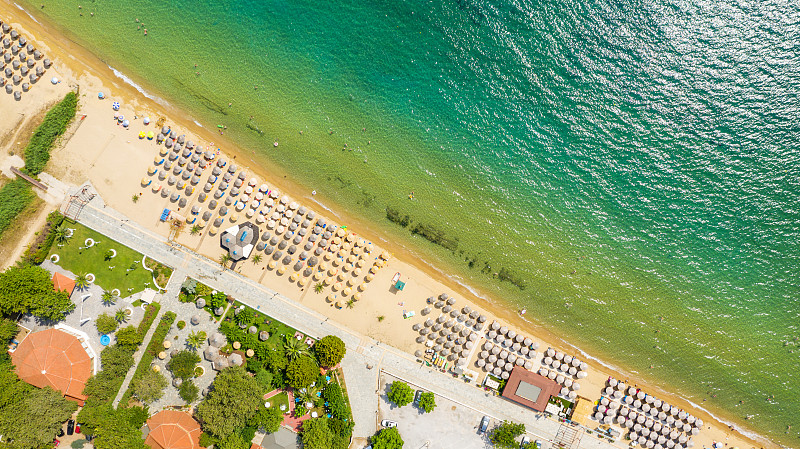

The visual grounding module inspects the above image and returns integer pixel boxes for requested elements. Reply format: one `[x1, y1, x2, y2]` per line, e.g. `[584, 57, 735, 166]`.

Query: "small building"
[144, 410, 202, 449]
[51, 272, 75, 295]
[10, 328, 93, 405]
[501, 366, 561, 412]
[220, 222, 259, 261]
[251, 427, 299, 449]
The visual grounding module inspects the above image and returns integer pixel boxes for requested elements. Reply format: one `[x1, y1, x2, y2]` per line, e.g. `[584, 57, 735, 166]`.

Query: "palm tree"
[251, 254, 262, 265]
[53, 224, 71, 246]
[299, 384, 322, 405]
[314, 282, 324, 294]
[282, 334, 310, 362]
[190, 225, 201, 236]
[346, 299, 355, 309]
[132, 194, 140, 203]
[101, 290, 117, 306]
[114, 308, 129, 324]
[218, 253, 232, 269]
[74, 273, 90, 291]
[186, 330, 207, 350]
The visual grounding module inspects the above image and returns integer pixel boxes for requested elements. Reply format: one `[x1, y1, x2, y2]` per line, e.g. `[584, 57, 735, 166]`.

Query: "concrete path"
[111, 270, 187, 407]
[73, 197, 621, 449]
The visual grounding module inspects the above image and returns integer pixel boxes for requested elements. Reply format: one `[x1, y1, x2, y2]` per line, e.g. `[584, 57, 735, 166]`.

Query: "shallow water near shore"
[16, 0, 800, 444]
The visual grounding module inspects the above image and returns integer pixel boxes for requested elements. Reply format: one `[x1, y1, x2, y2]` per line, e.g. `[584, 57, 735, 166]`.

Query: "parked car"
[380, 420, 398, 428]
[66, 420, 74, 436]
[414, 390, 423, 405]
[521, 435, 531, 447]
[479, 416, 490, 433]
[75, 423, 81, 434]
[534, 440, 543, 449]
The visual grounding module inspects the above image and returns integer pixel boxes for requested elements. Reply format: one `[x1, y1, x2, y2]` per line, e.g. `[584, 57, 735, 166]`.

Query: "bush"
[177, 320, 186, 330]
[0, 179, 35, 240]
[314, 335, 346, 367]
[96, 313, 118, 334]
[179, 379, 199, 403]
[24, 91, 78, 176]
[255, 370, 274, 391]
[138, 303, 161, 336]
[209, 292, 227, 309]
[371, 427, 404, 449]
[115, 325, 143, 348]
[248, 406, 283, 434]
[387, 381, 413, 407]
[322, 383, 350, 421]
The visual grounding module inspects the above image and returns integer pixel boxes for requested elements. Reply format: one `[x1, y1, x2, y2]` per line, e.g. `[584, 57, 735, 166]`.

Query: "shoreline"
[0, 4, 782, 449]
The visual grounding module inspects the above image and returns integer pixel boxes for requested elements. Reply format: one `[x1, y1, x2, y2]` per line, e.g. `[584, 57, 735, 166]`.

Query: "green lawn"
[47, 222, 167, 295]
[267, 391, 290, 412]
[224, 301, 300, 351]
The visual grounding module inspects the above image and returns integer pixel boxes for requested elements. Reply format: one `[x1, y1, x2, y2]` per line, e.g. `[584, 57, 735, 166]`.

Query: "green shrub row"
[24, 211, 65, 264]
[138, 302, 162, 335]
[0, 179, 35, 239]
[119, 311, 176, 405]
[23, 91, 78, 176]
[322, 383, 351, 421]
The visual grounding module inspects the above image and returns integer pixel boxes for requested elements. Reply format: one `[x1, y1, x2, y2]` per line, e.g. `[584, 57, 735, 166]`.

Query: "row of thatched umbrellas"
[1, 22, 50, 99]
[147, 129, 384, 302]
[413, 309, 480, 363]
[601, 378, 704, 430]
[426, 294, 487, 332]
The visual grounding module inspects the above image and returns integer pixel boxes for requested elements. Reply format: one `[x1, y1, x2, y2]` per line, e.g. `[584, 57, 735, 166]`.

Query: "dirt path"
[0, 195, 51, 271]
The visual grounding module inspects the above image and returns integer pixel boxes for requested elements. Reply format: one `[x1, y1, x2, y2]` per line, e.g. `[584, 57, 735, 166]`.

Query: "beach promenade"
[69, 187, 622, 449]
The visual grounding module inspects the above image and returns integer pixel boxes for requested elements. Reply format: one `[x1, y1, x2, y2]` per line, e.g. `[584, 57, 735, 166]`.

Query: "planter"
[65, 228, 74, 238]
[85, 238, 95, 247]
[85, 273, 95, 284]
[111, 288, 121, 297]
[194, 366, 205, 378]
[50, 254, 60, 263]
[107, 249, 117, 259]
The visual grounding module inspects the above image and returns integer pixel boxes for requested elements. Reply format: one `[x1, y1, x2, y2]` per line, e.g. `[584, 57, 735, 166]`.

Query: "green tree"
[489, 421, 526, 449]
[132, 194, 140, 203]
[314, 335, 346, 367]
[95, 313, 118, 334]
[314, 282, 324, 293]
[0, 319, 18, 344]
[248, 406, 284, 433]
[283, 334, 310, 362]
[168, 350, 201, 380]
[114, 308, 129, 323]
[115, 325, 143, 348]
[301, 418, 348, 449]
[418, 392, 436, 413]
[255, 369, 274, 390]
[387, 381, 413, 407]
[234, 308, 254, 327]
[219, 253, 233, 269]
[251, 254, 262, 265]
[53, 223, 71, 245]
[179, 379, 199, 403]
[190, 224, 201, 235]
[186, 330, 207, 350]
[196, 366, 264, 438]
[219, 433, 248, 449]
[0, 265, 75, 320]
[371, 427, 404, 449]
[101, 290, 117, 305]
[0, 381, 78, 449]
[74, 273, 90, 291]
[285, 356, 319, 390]
[131, 369, 168, 404]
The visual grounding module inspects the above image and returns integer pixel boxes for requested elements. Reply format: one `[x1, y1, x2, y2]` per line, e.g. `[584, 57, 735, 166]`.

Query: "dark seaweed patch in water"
[174, 80, 227, 116]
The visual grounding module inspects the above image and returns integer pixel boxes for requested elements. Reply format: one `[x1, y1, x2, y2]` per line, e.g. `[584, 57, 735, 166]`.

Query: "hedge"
[23, 91, 78, 176]
[120, 311, 176, 405]
[24, 211, 65, 264]
[0, 179, 36, 239]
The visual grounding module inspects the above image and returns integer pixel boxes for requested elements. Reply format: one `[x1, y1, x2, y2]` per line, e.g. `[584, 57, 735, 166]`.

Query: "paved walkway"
[73, 195, 622, 449]
[111, 271, 187, 407]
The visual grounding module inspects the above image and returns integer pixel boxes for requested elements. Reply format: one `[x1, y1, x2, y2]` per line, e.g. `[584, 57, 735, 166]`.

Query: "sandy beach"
[0, 4, 778, 449]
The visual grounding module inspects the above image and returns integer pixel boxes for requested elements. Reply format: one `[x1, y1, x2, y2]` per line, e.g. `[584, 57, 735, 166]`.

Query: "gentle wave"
[107, 65, 167, 106]
[14, 3, 40, 24]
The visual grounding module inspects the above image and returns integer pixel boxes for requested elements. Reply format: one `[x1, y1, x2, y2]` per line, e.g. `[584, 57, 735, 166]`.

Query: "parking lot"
[378, 374, 503, 449]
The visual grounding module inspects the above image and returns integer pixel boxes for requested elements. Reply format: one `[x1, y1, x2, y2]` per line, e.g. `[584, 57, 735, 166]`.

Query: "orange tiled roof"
[51, 272, 75, 294]
[10, 328, 91, 403]
[145, 410, 202, 449]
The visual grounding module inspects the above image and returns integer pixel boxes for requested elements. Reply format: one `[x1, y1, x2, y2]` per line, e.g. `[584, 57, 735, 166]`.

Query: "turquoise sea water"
[19, 0, 800, 443]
